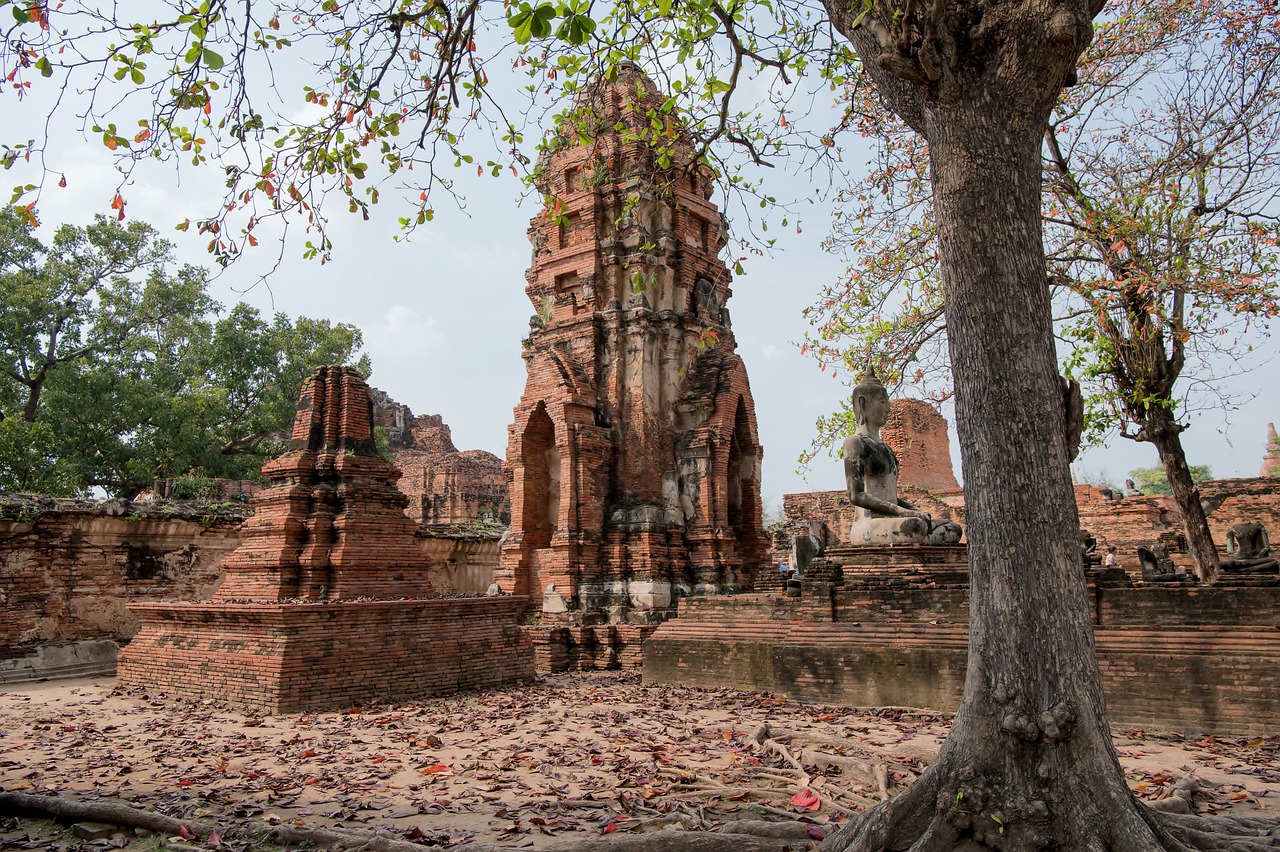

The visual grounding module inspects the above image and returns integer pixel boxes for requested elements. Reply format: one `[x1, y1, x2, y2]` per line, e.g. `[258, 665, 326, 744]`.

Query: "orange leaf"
[110, 192, 124, 209]
[788, 789, 820, 811]
[57, 174, 66, 187]
[204, 101, 212, 115]
[419, 763, 450, 774]
[247, 234, 258, 247]
[105, 136, 118, 150]
[135, 128, 150, 143]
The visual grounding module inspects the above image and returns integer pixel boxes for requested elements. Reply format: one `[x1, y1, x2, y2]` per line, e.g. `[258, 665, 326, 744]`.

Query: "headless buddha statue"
[842, 369, 963, 546]
[1222, 521, 1279, 574]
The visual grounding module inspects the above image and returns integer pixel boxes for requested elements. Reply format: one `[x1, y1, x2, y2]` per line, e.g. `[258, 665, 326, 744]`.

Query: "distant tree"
[1129, 464, 1213, 497]
[805, 0, 1280, 581]
[0, 211, 368, 497]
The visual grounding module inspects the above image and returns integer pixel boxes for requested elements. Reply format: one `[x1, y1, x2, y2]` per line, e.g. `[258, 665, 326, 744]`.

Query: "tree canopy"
[0, 208, 369, 498]
[1129, 464, 1213, 497]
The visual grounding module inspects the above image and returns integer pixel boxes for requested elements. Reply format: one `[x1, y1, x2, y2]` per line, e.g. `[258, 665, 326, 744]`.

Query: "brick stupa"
[119, 366, 534, 712]
[215, 366, 431, 600]
[496, 63, 770, 668]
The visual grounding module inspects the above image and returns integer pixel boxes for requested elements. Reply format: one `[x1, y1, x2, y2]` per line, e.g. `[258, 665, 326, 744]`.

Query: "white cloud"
[364, 305, 446, 364]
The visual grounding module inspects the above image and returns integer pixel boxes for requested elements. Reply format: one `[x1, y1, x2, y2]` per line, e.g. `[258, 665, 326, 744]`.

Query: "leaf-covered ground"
[2, 672, 1278, 849]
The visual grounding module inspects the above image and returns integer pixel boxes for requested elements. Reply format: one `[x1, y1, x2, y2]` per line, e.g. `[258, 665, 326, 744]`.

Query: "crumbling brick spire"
[498, 63, 770, 625]
[214, 365, 431, 601]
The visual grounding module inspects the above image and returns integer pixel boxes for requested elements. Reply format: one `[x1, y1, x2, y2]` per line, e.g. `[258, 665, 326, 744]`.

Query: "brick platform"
[119, 597, 533, 713]
[644, 586, 1280, 735]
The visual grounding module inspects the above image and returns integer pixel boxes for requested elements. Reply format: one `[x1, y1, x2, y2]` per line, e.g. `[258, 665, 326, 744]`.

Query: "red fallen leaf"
[789, 789, 821, 811]
[1230, 791, 1251, 801]
[806, 825, 828, 840]
[420, 763, 450, 774]
[205, 830, 222, 848]
[600, 820, 617, 835]
[177, 825, 196, 840]
[298, 749, 317, 758]
[176, 780, 195, 787]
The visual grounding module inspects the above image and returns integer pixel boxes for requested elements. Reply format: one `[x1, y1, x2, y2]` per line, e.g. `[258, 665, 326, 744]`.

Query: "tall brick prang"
[1263, 423, 1280, 478]
[497, 63, 769, 637]
[881, 399, 960, 491]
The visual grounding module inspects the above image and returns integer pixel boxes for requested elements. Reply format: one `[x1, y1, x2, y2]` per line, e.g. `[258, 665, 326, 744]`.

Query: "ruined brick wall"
[881, 399, 960, 490]
[1200, 478, 1280, 545]
[420, 534, 501, 594]
[370, 392, 510, 526]
[0, 496, 245, 657]
[645, 585, 1280, 735]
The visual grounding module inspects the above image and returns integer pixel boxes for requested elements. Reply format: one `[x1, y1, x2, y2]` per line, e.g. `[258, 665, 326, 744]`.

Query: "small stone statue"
[790, 519, 826, 577]
[1137, 543, 1180, 582]
[1079, 530, 1101, 570]
[1222, 521, 1280, 574]
[1125, 478, 1144, 497]
[843, 368, 962, 546]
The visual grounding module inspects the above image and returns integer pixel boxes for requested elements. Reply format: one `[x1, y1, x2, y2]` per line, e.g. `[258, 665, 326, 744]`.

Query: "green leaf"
[202, 48, 224, 70]
[35, 56, 52, 77]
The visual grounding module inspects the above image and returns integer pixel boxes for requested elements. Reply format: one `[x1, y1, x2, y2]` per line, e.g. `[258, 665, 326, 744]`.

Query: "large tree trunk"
[822, 91, 1169, 852]
[1143, 408, 1219, 582]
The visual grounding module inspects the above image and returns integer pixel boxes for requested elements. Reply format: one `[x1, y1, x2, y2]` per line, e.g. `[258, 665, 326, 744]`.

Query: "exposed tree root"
[0, 790, 820, 851]
[815, 758, 1280, 852]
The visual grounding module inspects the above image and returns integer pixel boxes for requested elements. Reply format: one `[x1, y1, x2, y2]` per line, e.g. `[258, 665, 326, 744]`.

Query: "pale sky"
[6, 60, 1277, 510]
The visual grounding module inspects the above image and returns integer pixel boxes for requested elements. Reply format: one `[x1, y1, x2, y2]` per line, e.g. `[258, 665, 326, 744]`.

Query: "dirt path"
[3, 672, 1278, 849]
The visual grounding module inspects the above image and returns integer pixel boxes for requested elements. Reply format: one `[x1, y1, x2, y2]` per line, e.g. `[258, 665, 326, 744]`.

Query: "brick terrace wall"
[1200, 478, 1280, 545]
[118, 597, 534, 714]
[645, 586, 1280, 735]
[0, 497, 245, 657]
[420, 535, 501, 594]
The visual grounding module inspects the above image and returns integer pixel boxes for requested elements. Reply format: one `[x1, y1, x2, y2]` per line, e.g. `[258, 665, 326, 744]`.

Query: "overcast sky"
[7, 61, 1277, 509]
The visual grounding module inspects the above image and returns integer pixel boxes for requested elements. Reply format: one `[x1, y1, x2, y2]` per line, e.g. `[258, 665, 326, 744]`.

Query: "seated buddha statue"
[1222, 521, 1279, 574]
[842, 368, 963, 546]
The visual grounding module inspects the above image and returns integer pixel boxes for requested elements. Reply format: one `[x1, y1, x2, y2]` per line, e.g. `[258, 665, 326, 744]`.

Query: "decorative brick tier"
[216, 366, 431, 601]
[119, 597, 534, 713]
[644, 586, 1280, 735]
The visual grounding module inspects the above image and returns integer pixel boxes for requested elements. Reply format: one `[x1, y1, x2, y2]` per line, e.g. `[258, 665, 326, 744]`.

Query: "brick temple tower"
[497, 63, 769, 632]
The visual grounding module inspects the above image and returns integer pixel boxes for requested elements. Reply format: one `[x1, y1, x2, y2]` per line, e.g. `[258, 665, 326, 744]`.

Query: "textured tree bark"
[1142, 408, 1220, 582]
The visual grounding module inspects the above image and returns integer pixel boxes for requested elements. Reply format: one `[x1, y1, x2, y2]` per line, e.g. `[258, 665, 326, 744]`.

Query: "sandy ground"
[2, 672, 1279, 849]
